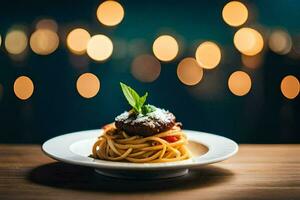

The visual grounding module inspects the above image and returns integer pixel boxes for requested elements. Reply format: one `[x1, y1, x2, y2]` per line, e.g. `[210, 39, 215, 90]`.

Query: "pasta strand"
[91, 123, 191, 163]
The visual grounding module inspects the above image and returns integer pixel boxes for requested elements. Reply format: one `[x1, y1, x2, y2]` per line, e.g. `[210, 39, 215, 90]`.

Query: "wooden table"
[0, 145, 299, 200]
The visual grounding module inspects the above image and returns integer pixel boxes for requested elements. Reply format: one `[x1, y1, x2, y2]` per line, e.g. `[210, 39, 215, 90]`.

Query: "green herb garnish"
[120, 82, 155, 114]
[142, 104, 156, 114]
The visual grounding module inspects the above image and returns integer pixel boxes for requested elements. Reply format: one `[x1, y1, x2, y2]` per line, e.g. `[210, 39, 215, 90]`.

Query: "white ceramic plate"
[42, 129, 238, 179]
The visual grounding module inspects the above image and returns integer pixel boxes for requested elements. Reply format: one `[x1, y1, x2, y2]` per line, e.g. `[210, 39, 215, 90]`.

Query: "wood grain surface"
[0, 144, 299, 200]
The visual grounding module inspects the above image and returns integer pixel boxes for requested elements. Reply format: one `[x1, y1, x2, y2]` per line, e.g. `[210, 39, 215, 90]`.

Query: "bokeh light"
[234, 27, 264, 56]
[222, 1, 248, 27]
[5, 30, 28, 55]
[96, 0, 124, 26]
[152, 35, 179, 62]
[67, 28, 91, 55]
[36, 19, 58, 32]
[177, 57, 203, 86]
[87, 34, 113, 61]
[195, 41, 221, 69]
[280, 75, 299, 99]
[0, 34, 2, 47]
[241, 54, 263, 69]
[76, 73, 100, 98]
[30, 29, 59, 55]
[228, 71, 252, 96]
[269, 30, 292, 55]
[131, 54, 161, 82]
[13, 76, 34, 100]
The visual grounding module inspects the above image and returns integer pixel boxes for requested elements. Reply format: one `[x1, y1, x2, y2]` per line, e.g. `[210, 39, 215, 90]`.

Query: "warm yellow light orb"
[13, 76, 34, 100]
[280, 75, 299, 99]
[177, 57, 203, 86]
[152, 35, 179, 62]
[228, 71, 252, 96]
[76, 73, 100, 98]
[36, 19, 58, 32]
[96, 0, 124, 26]
[195, 41, 221, 69]
[87, 34, 113, 61]
[131, 54, 161, 82]
[5, 30, 27, 55]
[269, 30, 292, 55]
[67, 28, 91, 55]
[30, 29, 59, 55]
[234, 27, 264, 56]
[222, 1, 248, 27]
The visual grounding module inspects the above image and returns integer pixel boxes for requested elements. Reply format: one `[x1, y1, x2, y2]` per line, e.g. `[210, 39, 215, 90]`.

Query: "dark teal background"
[0, 0, 299, 143]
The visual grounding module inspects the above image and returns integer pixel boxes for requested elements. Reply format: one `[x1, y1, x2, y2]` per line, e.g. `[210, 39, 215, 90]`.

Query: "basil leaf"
[142, 104, 156, 115]
[139, 92, 148, 108]
[120, 82, 150, 114]
[120, 82, 140, 112]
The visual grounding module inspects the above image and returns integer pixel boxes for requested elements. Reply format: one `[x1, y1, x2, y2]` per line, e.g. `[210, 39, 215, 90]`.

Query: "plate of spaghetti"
[42, 83, 238, 179]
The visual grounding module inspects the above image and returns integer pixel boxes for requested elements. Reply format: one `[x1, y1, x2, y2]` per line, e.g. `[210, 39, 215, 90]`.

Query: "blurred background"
[0, 0, 299, 143]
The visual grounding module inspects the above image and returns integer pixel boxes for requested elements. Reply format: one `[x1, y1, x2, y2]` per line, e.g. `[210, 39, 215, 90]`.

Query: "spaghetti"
[92, 123, 191, 163]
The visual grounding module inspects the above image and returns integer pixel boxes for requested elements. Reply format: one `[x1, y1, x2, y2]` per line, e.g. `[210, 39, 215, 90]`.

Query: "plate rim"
[42, 129, 238, 170]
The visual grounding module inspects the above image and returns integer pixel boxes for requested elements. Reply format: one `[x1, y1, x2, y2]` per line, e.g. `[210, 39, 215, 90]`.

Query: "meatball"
[115, 108, 176, 137]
